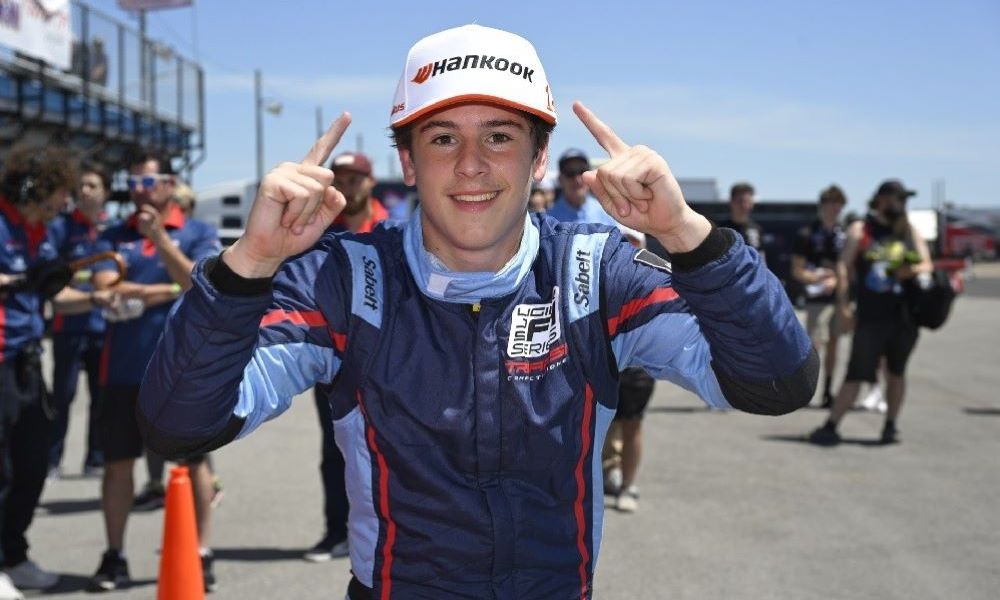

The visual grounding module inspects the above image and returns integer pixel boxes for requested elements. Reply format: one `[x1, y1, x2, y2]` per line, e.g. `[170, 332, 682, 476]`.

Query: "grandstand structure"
[0, 0, 204, 178]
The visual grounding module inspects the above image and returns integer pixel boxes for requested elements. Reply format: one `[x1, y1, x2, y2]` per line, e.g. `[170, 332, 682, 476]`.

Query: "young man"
[47, 162, 115, 479]
[88, 153, 222, 592]
[720, 182, 765, 261]
[809, 180, 931, 446]
[139, 25, 816, 599]
[791, 185, 847, 408]
[305, 151, 388, 562]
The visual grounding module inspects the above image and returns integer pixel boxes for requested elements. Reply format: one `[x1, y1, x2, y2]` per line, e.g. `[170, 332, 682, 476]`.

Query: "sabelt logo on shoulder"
[573, 248, 593, 308]
[507, 287, 561, 359]
[411, 54, 537, 85]
[362, 256, 378, 311]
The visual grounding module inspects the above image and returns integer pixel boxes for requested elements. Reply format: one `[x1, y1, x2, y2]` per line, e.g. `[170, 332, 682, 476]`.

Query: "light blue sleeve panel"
[611, 312, 731, 410]
[234, 342, 342, 438]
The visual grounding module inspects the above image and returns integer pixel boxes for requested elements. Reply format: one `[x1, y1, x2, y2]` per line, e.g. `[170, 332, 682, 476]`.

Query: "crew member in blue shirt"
[47, 161, 116, 479]
[88, 152, 222, 592]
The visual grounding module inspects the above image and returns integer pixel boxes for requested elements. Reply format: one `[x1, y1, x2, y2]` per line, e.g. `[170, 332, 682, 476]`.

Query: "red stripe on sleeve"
[607, 287, 679, 336]
[259, 309, 327, 329]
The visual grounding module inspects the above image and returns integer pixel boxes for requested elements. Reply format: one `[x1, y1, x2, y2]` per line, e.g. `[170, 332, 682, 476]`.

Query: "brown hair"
[80, 160, 111, 191]
[729, 182, 755, 201]
[819, 185, 846, 205]
[0, 145, 78, 206]
[125, 150, 176, 175]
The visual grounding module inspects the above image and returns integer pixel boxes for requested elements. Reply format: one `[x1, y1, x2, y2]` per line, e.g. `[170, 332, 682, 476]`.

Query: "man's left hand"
[574, 101, 711, 253]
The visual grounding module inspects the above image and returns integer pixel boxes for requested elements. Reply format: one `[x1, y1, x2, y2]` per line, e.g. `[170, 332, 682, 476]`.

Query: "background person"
[304, 151, 387, 563]
[809, 180, 932, 446]
[719, 182, 765, 262]
[88, 153, 222, 592]
[791, 185, 847, 408]
[547, 148, 618, 227]
[46, 161, 116, 479]
[0, 145, 113, 596]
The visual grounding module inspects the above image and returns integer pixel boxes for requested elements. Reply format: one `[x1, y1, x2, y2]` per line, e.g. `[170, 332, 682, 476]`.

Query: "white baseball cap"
[389, 24, 557, 129]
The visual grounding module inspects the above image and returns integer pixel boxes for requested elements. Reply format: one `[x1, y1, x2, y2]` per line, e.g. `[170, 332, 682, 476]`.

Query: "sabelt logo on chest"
[508, 286, 561, 358]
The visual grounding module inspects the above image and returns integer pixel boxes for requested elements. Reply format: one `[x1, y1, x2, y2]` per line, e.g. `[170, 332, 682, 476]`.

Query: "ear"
[398, 147, 417, 187]
[531, 144, 549, 183]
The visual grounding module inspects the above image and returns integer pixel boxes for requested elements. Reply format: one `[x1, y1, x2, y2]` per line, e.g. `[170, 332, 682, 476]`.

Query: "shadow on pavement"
[647, 406, 710, 414]
[213, 547, 307, 562]
[38, 497, 101, 515]
[761, 434, 888, 447]
[963, 407, 1000, 416]
[37, 573, 156, 595]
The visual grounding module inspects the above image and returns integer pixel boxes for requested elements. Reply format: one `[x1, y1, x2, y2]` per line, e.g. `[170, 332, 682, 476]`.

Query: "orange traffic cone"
[157, 466, 205, 600]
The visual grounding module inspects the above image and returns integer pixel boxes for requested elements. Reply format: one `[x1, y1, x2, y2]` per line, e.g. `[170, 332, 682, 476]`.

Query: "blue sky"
[89, 0, 999, 212]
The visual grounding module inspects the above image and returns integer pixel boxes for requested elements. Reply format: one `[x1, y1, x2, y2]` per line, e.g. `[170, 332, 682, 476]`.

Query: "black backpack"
[906, 269, 956, 330]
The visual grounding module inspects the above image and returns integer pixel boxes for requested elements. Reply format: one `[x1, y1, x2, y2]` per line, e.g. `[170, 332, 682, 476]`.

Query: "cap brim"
[391, 94, 556, 129]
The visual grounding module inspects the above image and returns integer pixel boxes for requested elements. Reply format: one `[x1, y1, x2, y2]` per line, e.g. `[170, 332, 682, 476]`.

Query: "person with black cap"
[809, 179, 932, 446]
[547, 148, 618, 227]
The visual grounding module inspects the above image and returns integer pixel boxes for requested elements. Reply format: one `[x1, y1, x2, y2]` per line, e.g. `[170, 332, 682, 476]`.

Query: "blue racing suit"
[139, 211, 816, 599]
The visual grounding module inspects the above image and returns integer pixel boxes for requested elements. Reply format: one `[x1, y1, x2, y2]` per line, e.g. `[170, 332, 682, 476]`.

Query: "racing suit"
[138, 211, 817, 599]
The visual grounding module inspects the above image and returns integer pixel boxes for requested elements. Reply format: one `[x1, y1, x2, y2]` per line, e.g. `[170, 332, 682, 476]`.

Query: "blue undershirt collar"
[403, 208, 539, 304]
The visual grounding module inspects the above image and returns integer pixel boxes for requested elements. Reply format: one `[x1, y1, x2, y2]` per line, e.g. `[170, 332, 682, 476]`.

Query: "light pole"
[254, 69, 283, 183]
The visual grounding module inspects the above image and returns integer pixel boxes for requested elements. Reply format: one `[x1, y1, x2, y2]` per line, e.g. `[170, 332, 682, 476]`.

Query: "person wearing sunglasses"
[87, 152, 222, 592]
[548, 148, 619, 228]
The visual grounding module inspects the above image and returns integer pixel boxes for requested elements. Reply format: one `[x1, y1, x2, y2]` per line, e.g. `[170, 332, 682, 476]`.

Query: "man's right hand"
[224, 113, 352, 278]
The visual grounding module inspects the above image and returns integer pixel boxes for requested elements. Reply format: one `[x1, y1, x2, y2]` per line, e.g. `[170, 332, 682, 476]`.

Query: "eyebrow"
[418, 118, 526, 133]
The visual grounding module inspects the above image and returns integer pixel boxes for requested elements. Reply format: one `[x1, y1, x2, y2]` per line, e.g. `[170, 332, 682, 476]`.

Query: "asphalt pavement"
[25, 263, 1000, 599]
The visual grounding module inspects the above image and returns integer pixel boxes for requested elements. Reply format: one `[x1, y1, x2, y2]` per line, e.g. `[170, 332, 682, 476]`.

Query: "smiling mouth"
[451, 191, 499, 203]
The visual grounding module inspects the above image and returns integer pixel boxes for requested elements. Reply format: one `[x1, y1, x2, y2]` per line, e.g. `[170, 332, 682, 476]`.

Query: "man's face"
[398, 103, 548, 270]
[558, 158, 589, 207]
[730, 191, 755, 220]
[78, 172, 108, 212]
[333, 168, 375, 216]
[877, 194, 907, 221]
[128, 159, 174, 210]
[819, 199, 844, 223]
[528, 190, 548, 213]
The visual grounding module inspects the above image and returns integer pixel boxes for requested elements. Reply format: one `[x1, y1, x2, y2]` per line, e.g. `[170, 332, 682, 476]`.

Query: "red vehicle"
[943, 218, 997, 260]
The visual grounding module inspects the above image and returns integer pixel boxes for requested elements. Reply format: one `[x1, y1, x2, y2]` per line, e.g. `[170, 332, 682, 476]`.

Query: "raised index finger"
[302, 112, 353, 166]
[573, 101, 629, 157]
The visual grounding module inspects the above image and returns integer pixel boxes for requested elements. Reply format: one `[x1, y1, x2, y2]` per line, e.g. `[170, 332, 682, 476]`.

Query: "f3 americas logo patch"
[506, 287, 568, 380]
[507, 287, 561, 358]
[633, 249, 672, 273]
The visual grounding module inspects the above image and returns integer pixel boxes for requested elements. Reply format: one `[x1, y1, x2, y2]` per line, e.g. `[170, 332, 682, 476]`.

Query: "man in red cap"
[326, 152, 388, 235]
[304, 151, 388, 562]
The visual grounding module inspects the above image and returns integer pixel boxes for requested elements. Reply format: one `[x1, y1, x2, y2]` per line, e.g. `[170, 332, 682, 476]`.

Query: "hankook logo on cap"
[411, 54, 536, 85]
